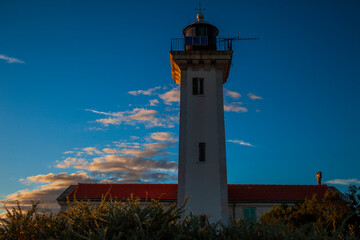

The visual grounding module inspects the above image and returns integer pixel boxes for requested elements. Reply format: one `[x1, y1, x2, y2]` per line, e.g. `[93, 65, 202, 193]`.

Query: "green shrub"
[260, 190, 360, 239]
[1, 195, 359, 240]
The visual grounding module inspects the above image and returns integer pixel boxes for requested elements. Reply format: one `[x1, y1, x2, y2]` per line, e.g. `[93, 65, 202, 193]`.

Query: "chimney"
[316, 171, 322, 185]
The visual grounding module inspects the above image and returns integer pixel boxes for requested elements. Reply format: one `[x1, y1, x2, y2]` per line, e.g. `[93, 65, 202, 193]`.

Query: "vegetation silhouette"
[1, 187, 359, 239]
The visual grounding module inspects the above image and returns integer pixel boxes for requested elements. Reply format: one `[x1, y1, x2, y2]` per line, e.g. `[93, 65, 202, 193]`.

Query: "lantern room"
[183, 12, 219, 50]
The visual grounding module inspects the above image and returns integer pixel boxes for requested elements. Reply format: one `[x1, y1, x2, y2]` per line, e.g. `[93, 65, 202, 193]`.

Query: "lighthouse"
[170, 10, 233, 224]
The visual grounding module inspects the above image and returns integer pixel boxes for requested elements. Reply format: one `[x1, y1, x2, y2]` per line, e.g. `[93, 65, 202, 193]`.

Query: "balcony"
[170, 38, 233, 51]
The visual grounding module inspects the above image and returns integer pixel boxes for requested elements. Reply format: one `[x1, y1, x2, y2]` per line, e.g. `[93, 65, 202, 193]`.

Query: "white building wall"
[177, 65, 228, 224]
[229, 202, 296, 221]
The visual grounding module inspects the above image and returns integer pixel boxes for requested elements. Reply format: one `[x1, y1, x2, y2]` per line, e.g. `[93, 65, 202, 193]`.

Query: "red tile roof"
[227, 184, 330, 202]
[61, 183, 332, 202]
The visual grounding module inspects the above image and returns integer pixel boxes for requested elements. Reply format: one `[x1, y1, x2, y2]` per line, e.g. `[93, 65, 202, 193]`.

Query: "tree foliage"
[260, 189, 360, 238]
[345, 185, 360, 216]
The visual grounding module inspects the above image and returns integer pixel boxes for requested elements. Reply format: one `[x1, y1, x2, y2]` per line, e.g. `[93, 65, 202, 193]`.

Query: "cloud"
[120, 148, 167, 158]
[224, 103, 248, 112]
[0, 54, 24, 64]
[224, 89, 241, 99]
[82, 147, 102, 155]
[150, 132, 176, 142]
[22, 172, 98, 186]
[56, 157, 87, 169]
[149, 99, 159, 106]
[143, 142, 173, 149]
[78, 155, 176, 177]
[55, 138, 177, 183]
[129, 108, 158, 121]
[0, 172, 99, 212]
[248, 92, 263, 100]
[102, 148, 121, 154]
[115, 142, 141, 149]
[159, 87, 180, 105]
[87, 108, 178, 128]
[128, 86, 161, 96]
[227, 139, 254, 147]
[86, 109, 117, 116]
[1, 188, 64, 213]
[54, 153, 176, 181]
[115, 170, 176, 183]
[2, 135, 178, 212]
[89, 127, 105, 131]
[325, 178, 360, 185]
[95, 118, 122, 126]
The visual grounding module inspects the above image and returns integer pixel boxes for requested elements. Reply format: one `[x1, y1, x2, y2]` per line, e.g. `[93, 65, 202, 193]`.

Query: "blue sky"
[1, 0, 360, 212]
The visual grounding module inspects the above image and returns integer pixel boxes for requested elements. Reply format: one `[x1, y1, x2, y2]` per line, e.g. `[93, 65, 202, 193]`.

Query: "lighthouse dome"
[183, 13, 218, 50]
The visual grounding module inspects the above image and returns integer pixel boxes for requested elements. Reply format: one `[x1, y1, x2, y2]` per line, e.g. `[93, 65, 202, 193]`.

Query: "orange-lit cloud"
[149, 99, 159, 106]
[55, 134, 177, 182]
[248, 92, 263, 100]
[103, 148, 121, 154]
[0, 172, 100, 212]
[224, 89, 241, 99]
[82, 147, 102, 155]
[224, 103, 248, 112]
[56, 157, 87, 169]
[159, 87, 180, 105]
[87, 108, 178, 128]
[150, 132, 176, 142]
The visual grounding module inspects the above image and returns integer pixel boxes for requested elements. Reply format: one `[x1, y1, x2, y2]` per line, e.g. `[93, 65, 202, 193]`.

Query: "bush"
[1, 195, 359, 240]
[260, 190, 360, 239]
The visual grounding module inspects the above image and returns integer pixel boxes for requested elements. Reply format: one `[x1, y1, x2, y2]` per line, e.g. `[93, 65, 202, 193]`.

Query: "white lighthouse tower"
[170, 10, 233, 224]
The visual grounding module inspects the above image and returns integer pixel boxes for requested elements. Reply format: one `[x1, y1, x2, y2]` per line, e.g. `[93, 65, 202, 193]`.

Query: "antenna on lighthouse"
[195, 0, 205, 21]
[218, 35, 260, 50]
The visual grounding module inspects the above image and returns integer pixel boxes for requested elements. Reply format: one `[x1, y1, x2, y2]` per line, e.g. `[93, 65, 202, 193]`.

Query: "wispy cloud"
[56, 157, 87, 169]
[87, 108, 178, 128]
[58, 152, 176, 183]
[248, 92, 263, 100]
[149, 99, 159, 106]
[82, 147, 102, 155]
[150, 132, 176, 142]
[227, 139, 254, 147]
[224, 89, 241, 99]
[55, 133, 178, 183]
[224, 103, 248, 112]
[325, 178, 360, 185]
[0, 172, 100, 212]
[0, 54, 25, 64]
[159, 87, 180, 105]
[128, 86, 161, 96]
[102, 148, 121, 154]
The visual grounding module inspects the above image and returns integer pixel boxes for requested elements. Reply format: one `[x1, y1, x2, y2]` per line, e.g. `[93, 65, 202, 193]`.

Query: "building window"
[199, 142, 206, 162]
[243, 207, 257, 222]
[192, 78, 204, 95]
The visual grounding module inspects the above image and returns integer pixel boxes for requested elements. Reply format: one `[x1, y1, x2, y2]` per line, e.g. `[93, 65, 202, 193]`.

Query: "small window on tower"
[192, 78, 198, 95]
[199, 78, 204, 95]
[192, 78, 204, 95]
[199, 142, 206, 162]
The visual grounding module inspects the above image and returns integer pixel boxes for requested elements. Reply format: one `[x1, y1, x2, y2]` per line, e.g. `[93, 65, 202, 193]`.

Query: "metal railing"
[170, 38, 233, 51]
